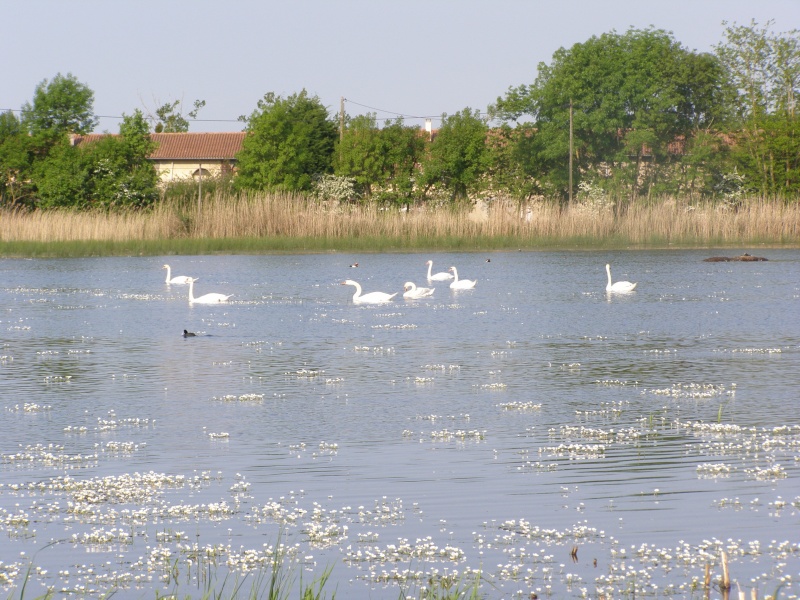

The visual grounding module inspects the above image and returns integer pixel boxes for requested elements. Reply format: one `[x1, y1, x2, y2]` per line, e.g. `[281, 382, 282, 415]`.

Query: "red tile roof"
[70, 132, 246, 160]
[149, 132, 246, 160]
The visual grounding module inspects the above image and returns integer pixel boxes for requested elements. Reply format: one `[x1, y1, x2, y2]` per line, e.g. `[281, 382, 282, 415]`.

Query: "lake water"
[1, 250, 799, 599]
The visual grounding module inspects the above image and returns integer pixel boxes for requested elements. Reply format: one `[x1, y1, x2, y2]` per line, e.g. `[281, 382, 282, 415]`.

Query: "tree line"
[1, 21, 798, 211]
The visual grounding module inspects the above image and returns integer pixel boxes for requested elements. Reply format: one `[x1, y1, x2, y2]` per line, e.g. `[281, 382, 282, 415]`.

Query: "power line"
[343, 98, 492, 122]
[2, 97, 494, 128]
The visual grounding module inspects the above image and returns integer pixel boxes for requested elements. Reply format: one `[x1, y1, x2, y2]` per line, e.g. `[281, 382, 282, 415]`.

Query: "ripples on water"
[1, 250, 799, 598]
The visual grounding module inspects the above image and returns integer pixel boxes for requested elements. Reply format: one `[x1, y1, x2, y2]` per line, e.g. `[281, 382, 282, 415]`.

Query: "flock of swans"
[163, 259, 637, 307]
[342, 260, 477, 304]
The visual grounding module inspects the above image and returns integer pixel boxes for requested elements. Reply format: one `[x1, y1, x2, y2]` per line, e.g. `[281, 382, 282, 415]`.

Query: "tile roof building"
[70, 132, 247, 183]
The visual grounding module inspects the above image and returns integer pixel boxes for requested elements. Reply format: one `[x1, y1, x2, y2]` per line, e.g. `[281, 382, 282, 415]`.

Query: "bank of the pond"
[1, 194, 799, 257]
[1, 236, 794, 259]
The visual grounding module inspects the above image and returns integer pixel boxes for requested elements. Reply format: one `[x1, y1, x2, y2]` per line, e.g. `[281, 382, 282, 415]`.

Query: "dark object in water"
[183, 329, 196, 337]
[703, 253, 768, 262]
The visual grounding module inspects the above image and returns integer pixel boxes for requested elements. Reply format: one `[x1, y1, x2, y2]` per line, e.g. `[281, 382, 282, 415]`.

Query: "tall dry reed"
[1, 193, 798, 250]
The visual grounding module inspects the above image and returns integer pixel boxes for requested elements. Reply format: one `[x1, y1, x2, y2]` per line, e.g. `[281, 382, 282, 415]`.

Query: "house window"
[192, 168, 211, 180]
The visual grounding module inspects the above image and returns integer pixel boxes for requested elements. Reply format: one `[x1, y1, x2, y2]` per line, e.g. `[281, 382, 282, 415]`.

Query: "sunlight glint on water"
[1, 250, 799, 599]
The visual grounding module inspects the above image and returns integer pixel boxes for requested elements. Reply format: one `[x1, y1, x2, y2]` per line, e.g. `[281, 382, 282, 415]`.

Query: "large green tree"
[236, 90, 337, 192]
[376, 118, 426, 205]
[21, 73, 97, 144]
[716, 20, 800, 196]
[420, 108, 489, 201]
[334, 115, 425, 203]
[334, 113, 383, 196]
[34, 110, 158, 210]
[493, 28, 728, 199]
[0, 110, 36, 206]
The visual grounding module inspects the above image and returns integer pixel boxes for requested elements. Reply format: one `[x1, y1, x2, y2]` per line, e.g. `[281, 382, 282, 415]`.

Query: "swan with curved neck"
[163, 264, 192, 284]
[341, 280, 397, 304]
[187, 278, 233, 304]
[449, 266, 476, 289]
[403, 281, 435, 299]
[426, 260, 453, 281]
[606, 264, 637, 293]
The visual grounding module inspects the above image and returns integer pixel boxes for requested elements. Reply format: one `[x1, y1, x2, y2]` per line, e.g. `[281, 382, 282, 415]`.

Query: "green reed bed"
[1, 193, 798, 257]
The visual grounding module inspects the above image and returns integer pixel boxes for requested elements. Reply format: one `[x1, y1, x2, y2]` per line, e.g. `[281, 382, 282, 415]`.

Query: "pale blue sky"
[4, 0, 800, 132]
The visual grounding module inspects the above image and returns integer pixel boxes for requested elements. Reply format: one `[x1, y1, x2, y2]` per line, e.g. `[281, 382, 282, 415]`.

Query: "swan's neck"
[188, 280, 195, 302]
[427, 263, 432, 278]
[164, 266, 171, 282]
[351, 282, 362, 300]
[606, 266, 612, 286]
[451, 268, 458, 282]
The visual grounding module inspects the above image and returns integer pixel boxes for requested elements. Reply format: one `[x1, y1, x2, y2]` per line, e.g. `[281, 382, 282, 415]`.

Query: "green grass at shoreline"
[0, 235, 791, 259]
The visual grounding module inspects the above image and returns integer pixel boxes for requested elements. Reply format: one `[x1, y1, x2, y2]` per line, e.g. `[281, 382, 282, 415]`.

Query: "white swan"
[187, 278, 233, 304]
[341, 280, 397, 304]
[403, 281, 435, 299]
[163, 264, 192, 284]
[606, 263, 637, 293]
[426, 260, 454, 281]
[449, 266, 476, 289]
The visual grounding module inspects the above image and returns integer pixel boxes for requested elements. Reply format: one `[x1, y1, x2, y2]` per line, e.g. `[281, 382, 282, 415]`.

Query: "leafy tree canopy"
[421, 108, 489, 201]
[715, 20, 800, 195]
[153, 99, 206, 133]
[0, 110, 35, 207]
[333, 115, 425, 203]
[236, 90, 337, 192]
[492, 28, 728, 197]
[716, 19, 800, 120]
[34, 109, 158, 210]
[334, 113, 383, 194]
[21, 73, 97, 141]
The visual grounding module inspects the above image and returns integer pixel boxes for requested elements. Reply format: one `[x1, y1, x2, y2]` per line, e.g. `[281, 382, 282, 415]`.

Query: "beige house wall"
[154, 160, 227, 183]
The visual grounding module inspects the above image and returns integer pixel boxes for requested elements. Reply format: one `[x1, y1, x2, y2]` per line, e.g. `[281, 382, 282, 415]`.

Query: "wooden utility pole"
[569, 99, 573, 203]
[340, 97, 345, 141]
[198, 162, 202, 212]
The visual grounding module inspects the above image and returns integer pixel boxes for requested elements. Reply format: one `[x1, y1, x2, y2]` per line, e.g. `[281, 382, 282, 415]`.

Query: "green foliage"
[376, 118, 426, 205]
[716, 20, 800, 196]
[483, 124, 540, 200]
[493, 28, 729, 200]
[333, 115, 425, 204]
[153, 99, 206, 133]
[728, 113, 800, 196]
[420, 108, 489, 201]
[34, 110, 158, 210]
[21, 73, 97, 144]
[0, 110, 36, 207]
[236, 90, 337, 192]
[334, 113, 383, 195]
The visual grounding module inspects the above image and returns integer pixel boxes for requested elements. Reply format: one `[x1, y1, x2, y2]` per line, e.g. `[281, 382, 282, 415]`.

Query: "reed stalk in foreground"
[1, 193, 798, 256]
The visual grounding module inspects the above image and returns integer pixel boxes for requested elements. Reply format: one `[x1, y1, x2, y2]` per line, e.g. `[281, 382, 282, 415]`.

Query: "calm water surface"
[1, 250, 799, 599]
